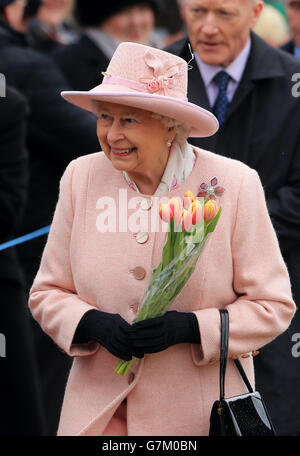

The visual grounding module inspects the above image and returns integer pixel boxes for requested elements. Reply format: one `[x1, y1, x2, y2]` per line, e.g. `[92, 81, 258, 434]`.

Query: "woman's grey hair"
[92, 100, 189, 145]
[150, 113, 190, 145]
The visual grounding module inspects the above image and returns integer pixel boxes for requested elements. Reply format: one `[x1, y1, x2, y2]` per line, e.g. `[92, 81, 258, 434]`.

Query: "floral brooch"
[197, 177, 225, 200]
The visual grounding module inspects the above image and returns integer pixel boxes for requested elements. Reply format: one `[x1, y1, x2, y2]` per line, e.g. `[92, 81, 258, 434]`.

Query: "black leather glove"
[130, 310, 201, 354]
[72, 309, 143, 361]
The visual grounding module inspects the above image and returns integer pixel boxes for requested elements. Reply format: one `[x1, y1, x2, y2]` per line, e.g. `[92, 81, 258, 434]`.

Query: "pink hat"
[61, 42, 218, 138]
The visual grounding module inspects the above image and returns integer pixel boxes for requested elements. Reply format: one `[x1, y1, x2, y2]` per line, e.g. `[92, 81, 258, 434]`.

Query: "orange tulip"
[203, 200, 218, 222]
[159, 203, 174, 223]
[169, 197, 182, 226]
[181, 208, 193, 232]
[191, 199, 202, 225]
[183, 190, 195, 209]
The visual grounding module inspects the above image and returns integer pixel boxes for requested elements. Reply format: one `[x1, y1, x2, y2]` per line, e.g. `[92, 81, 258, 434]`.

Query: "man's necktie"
[212, 71, 230, 128]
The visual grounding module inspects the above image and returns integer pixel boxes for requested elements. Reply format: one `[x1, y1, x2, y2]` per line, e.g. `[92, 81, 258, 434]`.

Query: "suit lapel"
[179, 41, 211, 111]
[225, 75, 254, 121]
[188, 62, 211, 111]
[222, 36, 256, 123]
[225, 33, 286, 122]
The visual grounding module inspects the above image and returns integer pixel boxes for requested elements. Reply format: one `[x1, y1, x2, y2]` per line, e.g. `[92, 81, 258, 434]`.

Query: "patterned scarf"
[122, 141, 196, 195]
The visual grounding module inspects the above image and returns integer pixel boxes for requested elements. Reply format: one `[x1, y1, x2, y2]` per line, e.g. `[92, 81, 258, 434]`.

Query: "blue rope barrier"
[0, 225, 51, 251]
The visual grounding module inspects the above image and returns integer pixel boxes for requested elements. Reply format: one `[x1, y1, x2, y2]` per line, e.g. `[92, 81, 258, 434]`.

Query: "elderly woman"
[29, 42, 296, 436]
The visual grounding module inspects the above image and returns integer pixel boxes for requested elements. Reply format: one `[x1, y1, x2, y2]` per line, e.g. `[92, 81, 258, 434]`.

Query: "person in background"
[154, 0, 185, 47]
[266, 0, 288, 18]
[166, 0, 300, 436]
[281, 0, 300, 56]
[0, 85, 46, 435]
[23, 0, 42, 30]
[253, 3, 289, 46]
[53, 0, 158, 91]
[0, 0, 99, 435]
[26, 0, 79, 53]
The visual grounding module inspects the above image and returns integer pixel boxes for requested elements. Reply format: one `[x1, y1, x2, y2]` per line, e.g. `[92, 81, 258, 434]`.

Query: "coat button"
[135, 232, 149, 244]
[140, 198, 153, 211]
[132, 266, 146, 280]
[128, 372, 135, 384]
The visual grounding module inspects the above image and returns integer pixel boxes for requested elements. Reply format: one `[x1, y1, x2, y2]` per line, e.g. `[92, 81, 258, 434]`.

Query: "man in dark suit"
[166, 0, 300, 436]
[53, 0, 158, 91]
[0, 0, 99, 435]
[281, 0, 300, 56]
[0, 85, 47, 435]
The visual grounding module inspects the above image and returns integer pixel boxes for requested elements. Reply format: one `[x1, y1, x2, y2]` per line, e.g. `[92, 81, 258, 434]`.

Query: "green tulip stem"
[114, 208, 222, 375]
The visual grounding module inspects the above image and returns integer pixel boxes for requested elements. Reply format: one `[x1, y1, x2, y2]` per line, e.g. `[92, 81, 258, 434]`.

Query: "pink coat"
[29, 146, 296, 436]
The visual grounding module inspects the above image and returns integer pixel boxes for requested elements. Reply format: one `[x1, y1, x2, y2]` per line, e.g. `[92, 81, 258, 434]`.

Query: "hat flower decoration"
[139, 50, 185, 98]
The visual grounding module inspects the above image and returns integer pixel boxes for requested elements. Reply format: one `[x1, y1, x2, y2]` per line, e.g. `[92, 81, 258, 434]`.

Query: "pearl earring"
[167, 140, 172, 147]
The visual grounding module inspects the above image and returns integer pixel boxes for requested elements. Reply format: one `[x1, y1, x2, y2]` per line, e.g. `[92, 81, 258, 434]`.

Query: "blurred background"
[0, 0, 299, 438]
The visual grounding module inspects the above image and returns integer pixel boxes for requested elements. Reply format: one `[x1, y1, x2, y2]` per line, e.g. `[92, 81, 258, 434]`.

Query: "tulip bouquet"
[115, 190, 222, 375]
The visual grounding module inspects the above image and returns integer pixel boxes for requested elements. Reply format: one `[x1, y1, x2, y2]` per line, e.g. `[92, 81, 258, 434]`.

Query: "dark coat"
[0, 85, 46, 435]
[0, 88, 28, 251]
[0, 21, 99, 287]
[166, 32, 300, 435]
[53, 34, 109, 90]
[0, 21, 99, 435]
[281, 39, 295, 55]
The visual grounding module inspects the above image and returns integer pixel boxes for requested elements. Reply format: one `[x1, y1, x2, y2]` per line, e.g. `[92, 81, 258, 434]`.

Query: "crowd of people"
[0, 0, 299, 436]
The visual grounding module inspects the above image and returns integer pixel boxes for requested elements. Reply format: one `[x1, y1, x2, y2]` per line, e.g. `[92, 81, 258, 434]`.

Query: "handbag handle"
[219, 309, 253, 401]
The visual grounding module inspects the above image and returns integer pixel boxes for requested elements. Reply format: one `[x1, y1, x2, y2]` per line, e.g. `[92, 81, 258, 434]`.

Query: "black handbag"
[209, 309, 276, 436]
